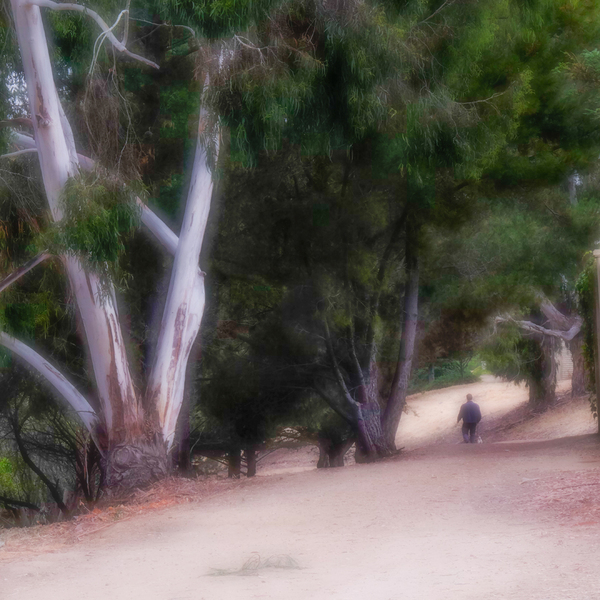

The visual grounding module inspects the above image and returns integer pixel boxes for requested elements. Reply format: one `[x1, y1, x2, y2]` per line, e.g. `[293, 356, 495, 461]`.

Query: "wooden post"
[592, 250, 600, 434]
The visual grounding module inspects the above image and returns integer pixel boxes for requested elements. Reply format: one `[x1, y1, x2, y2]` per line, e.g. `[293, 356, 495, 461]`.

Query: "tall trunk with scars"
[382, 226, 420, 450]
[145, 106, 218, 450]
[9, 0, 151, 485]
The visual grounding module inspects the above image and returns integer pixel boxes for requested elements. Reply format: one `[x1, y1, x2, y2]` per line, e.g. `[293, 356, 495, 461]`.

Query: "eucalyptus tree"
[0, 0, 267, 490]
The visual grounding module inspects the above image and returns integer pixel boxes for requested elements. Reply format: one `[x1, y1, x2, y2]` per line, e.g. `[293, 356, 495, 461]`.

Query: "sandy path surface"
[3, 379, 600, 600]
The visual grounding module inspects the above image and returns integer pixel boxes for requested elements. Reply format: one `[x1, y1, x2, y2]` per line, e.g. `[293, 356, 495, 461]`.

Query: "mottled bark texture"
[104, 443, 169, 492]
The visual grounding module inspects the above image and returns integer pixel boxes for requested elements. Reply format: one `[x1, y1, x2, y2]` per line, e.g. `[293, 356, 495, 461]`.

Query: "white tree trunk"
[10, 0, 140, 446]
[146, 114, 217, 449]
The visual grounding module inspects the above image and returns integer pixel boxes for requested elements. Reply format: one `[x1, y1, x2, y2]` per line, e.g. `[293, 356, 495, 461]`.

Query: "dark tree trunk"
[382, 231, 419, 450]
[317, 437, 354, 468]
[172, 389, 192, 475]
[568, 333, 588, 396]
[356, 400, 388, 458]
[528, 338, 557, 409]
[244, 446, 257, 477]
[228, 448, 241, 478]
[317, 438, 331, 468]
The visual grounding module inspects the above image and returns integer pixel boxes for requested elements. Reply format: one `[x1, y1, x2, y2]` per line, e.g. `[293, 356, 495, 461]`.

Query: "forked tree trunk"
[5, 0, 216, 491]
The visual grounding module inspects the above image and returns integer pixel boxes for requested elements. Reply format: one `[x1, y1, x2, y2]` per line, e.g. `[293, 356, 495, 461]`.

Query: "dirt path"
[3, 380, 600, 600]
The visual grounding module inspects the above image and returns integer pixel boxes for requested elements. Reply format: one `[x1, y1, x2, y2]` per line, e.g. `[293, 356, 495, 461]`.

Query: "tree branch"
[417, 0, 454, 26]
[0, 118, 34, 131]
[27, 1, 159, 69]
[536, 293, 576, 332]
[365, 208, 408, 355]
[9, 409, 68, 515]
[313, 381, 355, 424]
[495, 315, 582, 342]
[0, 148, 38, 160]
[0, 494, 40, 511]
[135, 198, 179, 256]
[0, 332, 99, 435]
[323, 319, 357, 406]
[0, 252, 51, 295]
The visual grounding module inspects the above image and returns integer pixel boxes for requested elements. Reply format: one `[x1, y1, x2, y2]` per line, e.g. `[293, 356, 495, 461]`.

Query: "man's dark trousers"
[462, 423, 477, 443]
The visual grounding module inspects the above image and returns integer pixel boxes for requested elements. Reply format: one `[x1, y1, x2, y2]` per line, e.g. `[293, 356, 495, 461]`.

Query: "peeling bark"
[146, 110, 218, 449]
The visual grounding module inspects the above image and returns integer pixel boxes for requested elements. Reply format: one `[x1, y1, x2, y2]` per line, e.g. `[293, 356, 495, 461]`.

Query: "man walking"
[457, 393, 482, 443]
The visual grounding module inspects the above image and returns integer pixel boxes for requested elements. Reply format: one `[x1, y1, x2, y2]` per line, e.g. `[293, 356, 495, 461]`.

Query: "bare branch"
[27, 1, 159, 69]
[0, 332, 99, 435]
[313, 381, 355, 424]
[135, 198, 179, 256]
[130, 17, 196, 38]
[0, 148, 38, 160]
[122, 0, 131, 46]
[10, 131, 36, 149]
[0, 118, 34, 131]
[0, 252, 51, 295]
[418, 0, 454, 26]
[495, 315, 582, 342]
[456, 91, 507, 106]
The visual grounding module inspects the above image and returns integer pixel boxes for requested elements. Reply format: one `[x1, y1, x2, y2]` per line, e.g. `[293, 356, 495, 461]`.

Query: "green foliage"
[479, 324, 532, 384]
[0, 456, 19, 497]
[149, 0, 281, 38]
[410, 360, 480, 394]
[45, 172, 142, 276]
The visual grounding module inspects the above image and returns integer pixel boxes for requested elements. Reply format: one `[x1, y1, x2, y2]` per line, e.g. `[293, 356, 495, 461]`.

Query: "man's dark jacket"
[457, 401, 481, 424]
